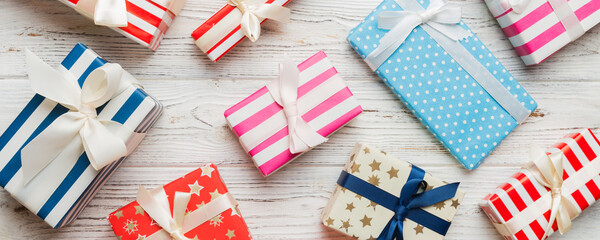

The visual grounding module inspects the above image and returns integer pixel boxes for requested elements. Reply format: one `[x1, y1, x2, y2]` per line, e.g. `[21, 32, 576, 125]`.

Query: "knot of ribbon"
[227, 0, 291, 42]
[21, 49, 134, 185]
[266, 57, 327, 154]
[137, 186, 192, 240]
[337, 165, 460, 240]
[75, 0, 129, 27]
[365, 0, 471, 70]
[524, 145, 579, 239]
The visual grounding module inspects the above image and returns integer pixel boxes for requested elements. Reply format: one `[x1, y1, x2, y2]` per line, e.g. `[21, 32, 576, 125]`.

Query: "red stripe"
[542, 209, 558, 234]
[232, 102, 281, 136]
[513, 22, 564, 57]
[563, 169, 569, 181]
[119, 23, 153, 44]
[489, 194, 513, 222]
[500, 183, 527, 212]
[571, 132, 597, 161]
[585, 180, 600, 200]
[553, 142, 583, 171]
[126, 1, 163, 27]
[212, 35, 247, 62]
[589, 129, 600, 145]
[529, 220, 545, 240]
[191, 5, 236, 40]
[571, 190, 590, 210]
[501, 2, 554, 38]
[515, 230, 529, 240]
[515, 172, 542, 201]
[206, 25, 242, 55]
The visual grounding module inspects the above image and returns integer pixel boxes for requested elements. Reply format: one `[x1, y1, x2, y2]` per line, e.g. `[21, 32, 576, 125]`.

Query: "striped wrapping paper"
[58, 0, 183, 50]
[485, 0, 600, 65]
[224, 51, 362, 176]
[191, 0, 291, 62]
[0, 43, 162, 228]
[481, 129, 600, 240]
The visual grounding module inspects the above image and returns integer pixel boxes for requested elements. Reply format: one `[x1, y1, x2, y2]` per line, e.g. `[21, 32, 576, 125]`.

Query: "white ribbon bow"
[75, 0, 129, 27]
[525, 145, 579, 239]
[365, 0, 471, 70]
[21, 50, 133, 184]
[137, 186, 192, 240]
[227, 0, 291, 42]
[266, 57, 327, 154]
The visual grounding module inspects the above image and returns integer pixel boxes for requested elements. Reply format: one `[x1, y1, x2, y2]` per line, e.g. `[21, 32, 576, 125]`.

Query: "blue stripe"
[0, 105, 68, 187]
[0, 94, 45, 152]
[112, 89, 145, 124]
[61, 43, 87, 70]
[77, 58, 106, 87]
[37, 154, 90, 219]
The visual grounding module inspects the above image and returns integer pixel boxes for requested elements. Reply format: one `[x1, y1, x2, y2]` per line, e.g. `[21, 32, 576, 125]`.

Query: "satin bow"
[137, 186, 192, 240]
[266, 57, 327, 154]
[21, 50, 132, 184]
[75, 0, 129, 27]
[227, 0, 291, 42]
[525, 145, 579, 239]
[365, 0, 471, 70]
[378, 179, 459, 240]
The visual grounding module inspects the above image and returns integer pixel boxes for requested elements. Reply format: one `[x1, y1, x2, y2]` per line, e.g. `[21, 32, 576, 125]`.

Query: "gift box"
[108, 164, 251, 240]
[485, 0, 600, 65]
[58, 0, 185, 50]
[0, 43, 162, 228]
[224, 51, 362, 176]
[348, 0, 538, 170]
[322, 143, 464, 240]
[481, 129, 600, 240]
[192, 0, 291, 62]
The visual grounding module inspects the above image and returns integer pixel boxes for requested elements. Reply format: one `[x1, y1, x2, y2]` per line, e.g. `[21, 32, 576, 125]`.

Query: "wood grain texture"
[0, 0, 599, 239]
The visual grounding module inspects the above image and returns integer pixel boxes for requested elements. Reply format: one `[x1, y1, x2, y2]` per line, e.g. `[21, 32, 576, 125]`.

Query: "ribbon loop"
[227, 0, 291, 42]
[75, 0, 128, 27]
[137, 186, 191, 240]
[20, 50, 132, 184]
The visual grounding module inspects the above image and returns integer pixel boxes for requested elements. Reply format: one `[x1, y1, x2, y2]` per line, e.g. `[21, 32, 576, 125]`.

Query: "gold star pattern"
[414, 224, 424, 234]
[350, 162, 361, 173]
[355, 194, 362, 200]
[380, 150, 387, 155]
[210, 189, 222, 201]
[360, 215, 372, 227]
[345, 202, 355, 212]
[113, 210, 124, 219]
[369, 159, 381, 171]
[363, 147, 370, 154]
[134, 205, 145, 216]
[137, 235, 146, 240]
[200, 164, 215, 178]
[188, 181, 204, 196]
[433, 201, 446, 210]
[426, 184, 434, 191]
[123, 219, 138, 234]
[368, 201, 378, 210]
[451, 199, 460, 209]
[117, 236, 123, 240]
[387, 167, 399, 179]
[191, 235, 199, 240]
[231, 207, 241, 217]
[340, 219, 352, 232]
[196, 201, 206, 209]
[325, 217, 335, 226]
[226, 229, 235, 239]
[350, 154, 355, 162]
[367, 174, 381, 187]
[210, 214, 224, 227]
[367, 236, 377, 240]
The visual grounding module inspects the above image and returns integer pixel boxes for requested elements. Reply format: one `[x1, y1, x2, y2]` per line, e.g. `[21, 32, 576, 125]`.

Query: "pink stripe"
[225, 86, 269, 117]
[298, 67, 338, 98]
[514, 22, 564, 56]
[258, 149, 298, 176]
[576, 0, 600, 21]
[303, 87, 354, 123]
[317, 106, 363, 137]
[495, 8, 512, 19]
[502, 2, 554, 38]
[232, 102, 281, 136]
[249, 127, 287, 156]
[298, 51, 327, 71]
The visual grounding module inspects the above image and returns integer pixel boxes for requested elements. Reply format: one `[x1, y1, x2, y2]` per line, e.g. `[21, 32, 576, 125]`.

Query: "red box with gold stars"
[108, 164, 251, 240]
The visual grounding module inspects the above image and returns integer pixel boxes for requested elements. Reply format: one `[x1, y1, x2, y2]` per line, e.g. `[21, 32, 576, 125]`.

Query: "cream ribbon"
[137, 186, 240, 240]
[227, 0, 291, 42]
[266, 57, 328, 154]
[486, 0, 585, 40]
[21, 49, 135, 184]
[75, 0, 129, 27]
[364, 0, 471, 70]
[524, 145, 579, 239]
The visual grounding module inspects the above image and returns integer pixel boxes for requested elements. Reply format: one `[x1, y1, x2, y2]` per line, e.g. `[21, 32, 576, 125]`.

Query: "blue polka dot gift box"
[347, 0, 538, 169]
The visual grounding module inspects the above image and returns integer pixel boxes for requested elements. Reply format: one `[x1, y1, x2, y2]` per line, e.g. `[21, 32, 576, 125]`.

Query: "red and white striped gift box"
[485, 0, 600, 65]
[224, 51, 362, 176]
[481, 129, 600, 240]
[191, 0, 291, 62]
[59, 0, 183, 50]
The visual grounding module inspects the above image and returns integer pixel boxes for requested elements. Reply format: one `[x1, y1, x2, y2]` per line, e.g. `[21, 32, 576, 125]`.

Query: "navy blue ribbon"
[336, 166, 459, 240]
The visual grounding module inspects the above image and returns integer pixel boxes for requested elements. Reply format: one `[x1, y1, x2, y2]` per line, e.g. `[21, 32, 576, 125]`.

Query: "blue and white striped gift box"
[0, 43, 163, 228]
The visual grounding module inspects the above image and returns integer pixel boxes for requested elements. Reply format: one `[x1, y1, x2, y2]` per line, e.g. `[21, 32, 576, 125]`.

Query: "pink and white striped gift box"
[224, 51, 362, 176]
[59, 0, 183, 50]
[481, 129, 600, 240]
[191, 0, 291, 62]
[485, 0, 600, 65]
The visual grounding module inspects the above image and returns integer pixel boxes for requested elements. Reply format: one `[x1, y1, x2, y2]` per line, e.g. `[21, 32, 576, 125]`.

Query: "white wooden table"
[1, 0, 600, 239]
